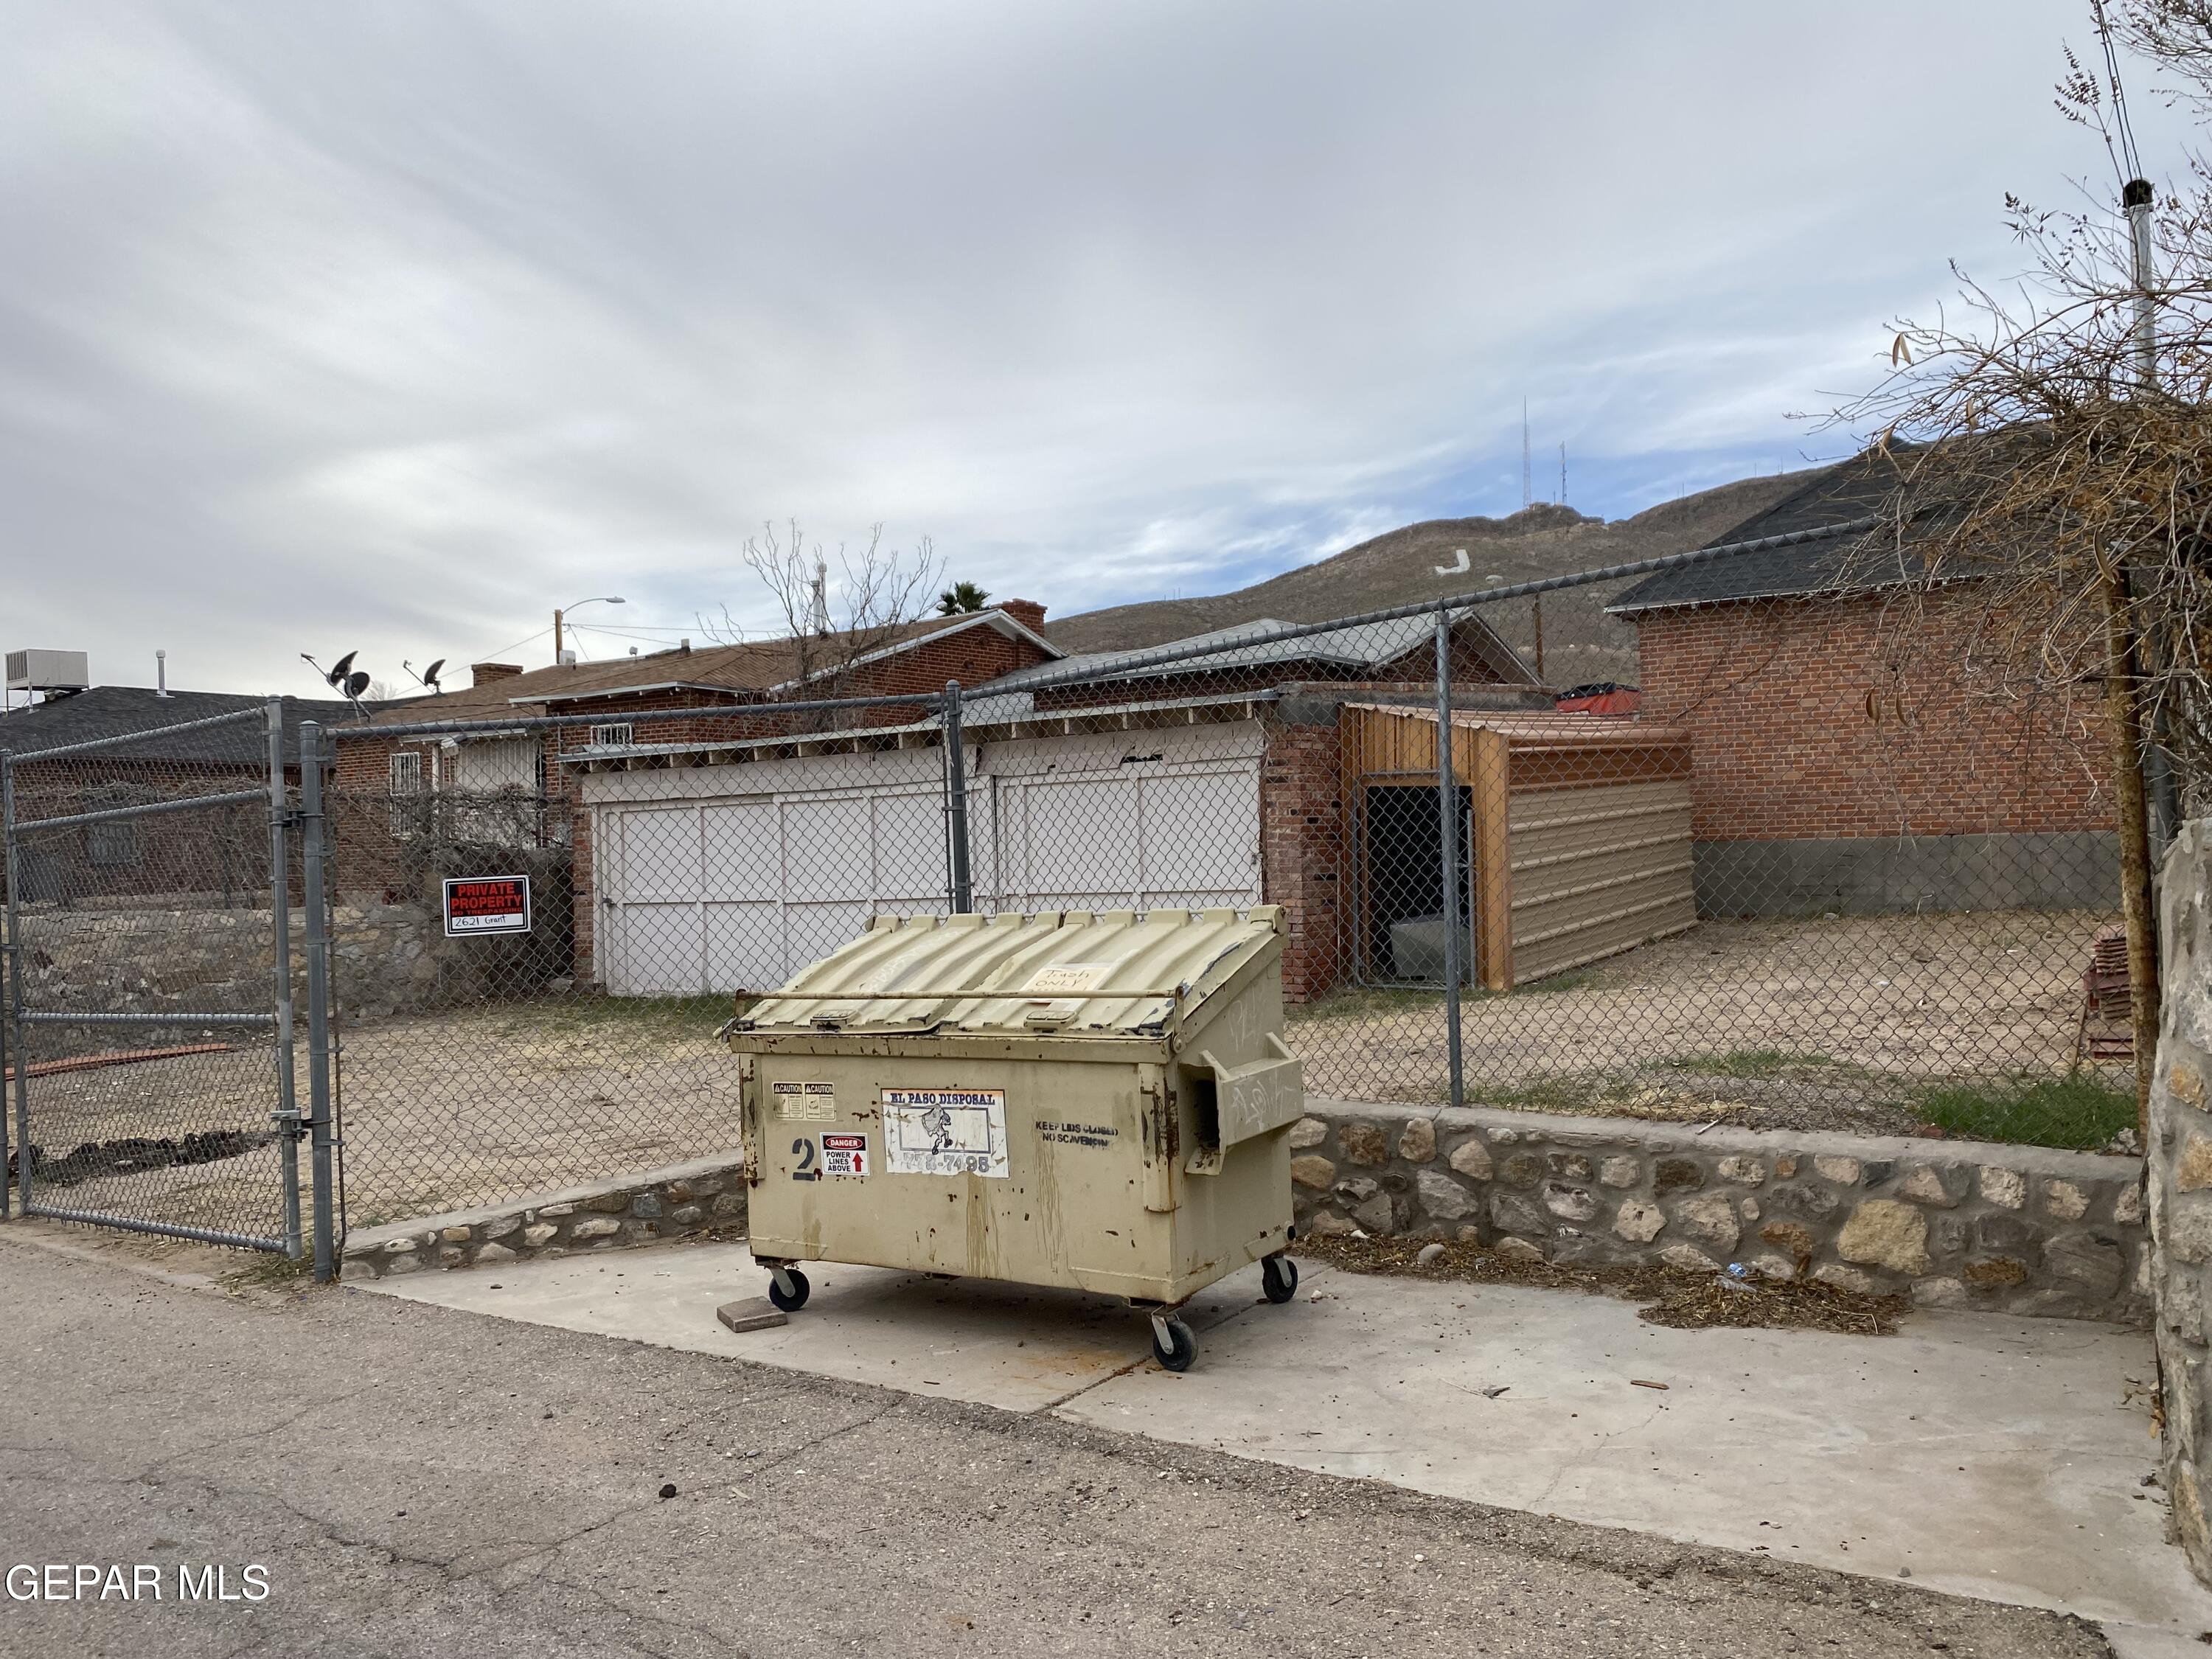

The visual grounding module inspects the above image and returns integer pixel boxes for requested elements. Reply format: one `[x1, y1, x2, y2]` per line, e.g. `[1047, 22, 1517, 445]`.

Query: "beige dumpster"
[723, 905, 1306, 1369]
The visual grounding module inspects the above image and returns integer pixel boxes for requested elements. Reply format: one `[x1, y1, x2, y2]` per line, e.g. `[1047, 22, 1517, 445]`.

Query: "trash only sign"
[442, 876, 532, 937]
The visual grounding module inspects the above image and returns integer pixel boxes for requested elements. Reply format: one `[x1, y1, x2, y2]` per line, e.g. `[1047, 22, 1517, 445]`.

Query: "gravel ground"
[8, 910, 2127, 1235]
[0, 1229, 2110, 1659]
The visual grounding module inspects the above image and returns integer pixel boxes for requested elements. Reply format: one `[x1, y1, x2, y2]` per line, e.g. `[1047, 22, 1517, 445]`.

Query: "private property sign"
[442, 875, 531, 937]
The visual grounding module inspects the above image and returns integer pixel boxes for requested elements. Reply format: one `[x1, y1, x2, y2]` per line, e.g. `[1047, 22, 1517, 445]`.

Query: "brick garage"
[1610, 450, 2118, 916]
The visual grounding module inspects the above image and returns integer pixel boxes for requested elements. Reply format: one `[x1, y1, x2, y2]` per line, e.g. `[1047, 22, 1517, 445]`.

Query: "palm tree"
[937, 580, 990, 615]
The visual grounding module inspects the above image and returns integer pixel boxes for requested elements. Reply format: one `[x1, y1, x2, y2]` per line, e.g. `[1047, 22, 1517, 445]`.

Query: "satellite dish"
[327, 651, 358, 689]
[343, 669, 371, 699]
[422, 658, 445, 693]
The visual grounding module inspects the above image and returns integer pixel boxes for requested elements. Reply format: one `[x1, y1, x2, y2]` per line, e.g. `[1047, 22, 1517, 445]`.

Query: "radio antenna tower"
[1520, 399, 1532, 510]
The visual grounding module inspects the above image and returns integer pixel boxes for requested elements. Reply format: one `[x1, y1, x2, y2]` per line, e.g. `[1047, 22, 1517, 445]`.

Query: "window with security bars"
[387, 748, 428, 838]
[80, 784, 150, 868]
[590, 723, 635, 748]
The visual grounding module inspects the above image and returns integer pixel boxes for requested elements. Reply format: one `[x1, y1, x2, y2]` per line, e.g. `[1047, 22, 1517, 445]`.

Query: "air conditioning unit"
[6, 650, 91, 693]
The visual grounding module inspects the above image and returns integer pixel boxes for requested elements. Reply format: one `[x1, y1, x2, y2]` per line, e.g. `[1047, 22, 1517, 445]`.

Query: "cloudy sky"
[1, 1, 2184, 695]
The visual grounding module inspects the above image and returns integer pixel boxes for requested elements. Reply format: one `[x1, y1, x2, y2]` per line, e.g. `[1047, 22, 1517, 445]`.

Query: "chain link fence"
[0, 530, 2147, 1259]
[1, 702, 302, 1251]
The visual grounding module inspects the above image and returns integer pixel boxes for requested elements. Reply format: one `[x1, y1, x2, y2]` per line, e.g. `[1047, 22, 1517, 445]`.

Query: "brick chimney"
[997, 599, 1048, 633]
[470, 662, 524, 687]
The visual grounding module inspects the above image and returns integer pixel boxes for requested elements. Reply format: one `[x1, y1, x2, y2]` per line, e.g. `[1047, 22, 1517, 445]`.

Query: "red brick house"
[1606, 448, 2116, 916]
[330, 605, 1060, 953]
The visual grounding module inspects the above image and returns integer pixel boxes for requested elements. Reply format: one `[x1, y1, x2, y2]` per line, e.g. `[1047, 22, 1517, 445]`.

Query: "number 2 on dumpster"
[790, 1137, 818, 1181]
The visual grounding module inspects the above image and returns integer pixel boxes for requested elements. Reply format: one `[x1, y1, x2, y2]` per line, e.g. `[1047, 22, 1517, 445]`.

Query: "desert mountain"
[1046, 467, 1823, 686]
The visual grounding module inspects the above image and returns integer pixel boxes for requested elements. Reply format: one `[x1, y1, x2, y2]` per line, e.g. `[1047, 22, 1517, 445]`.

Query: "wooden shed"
[1343, 706, 1697, 990]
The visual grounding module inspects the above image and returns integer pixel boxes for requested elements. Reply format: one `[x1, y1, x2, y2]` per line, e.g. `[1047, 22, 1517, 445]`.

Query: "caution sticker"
[820, 1133, 869, 1177]
[773, 1080, 836, 1121]
[881, 1088, 1009, 1178]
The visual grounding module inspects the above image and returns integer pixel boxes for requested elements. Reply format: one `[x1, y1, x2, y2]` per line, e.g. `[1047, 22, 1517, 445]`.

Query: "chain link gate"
[0, 700, 329, 1259]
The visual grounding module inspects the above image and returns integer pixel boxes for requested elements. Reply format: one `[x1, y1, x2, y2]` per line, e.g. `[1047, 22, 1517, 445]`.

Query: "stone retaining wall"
[1294, 1097, 2146, 1324]
[15, 901, 443, 1025]
[2151, 819, 2212, 1580]
[338, 1154, 747, 1279]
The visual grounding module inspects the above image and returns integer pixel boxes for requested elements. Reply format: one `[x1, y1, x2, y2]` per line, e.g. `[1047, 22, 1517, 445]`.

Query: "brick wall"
[571, 795, 597, 983]
[1635, 588, 2114, 841]
[5, 757, 276, 908]
[1260, 710, 1349, 1003]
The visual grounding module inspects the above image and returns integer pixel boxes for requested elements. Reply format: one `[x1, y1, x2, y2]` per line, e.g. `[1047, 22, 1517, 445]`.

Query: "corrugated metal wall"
[1504, 776, 1695, 984]
[1343, 706, 1697, 990]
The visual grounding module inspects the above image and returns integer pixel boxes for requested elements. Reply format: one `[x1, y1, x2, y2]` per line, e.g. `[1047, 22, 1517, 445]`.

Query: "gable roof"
[1605, 445, 1925, 616]
[366, 609, 1061, 725]
[0, 686, 402, 763]
[981, 606, 1536, 693]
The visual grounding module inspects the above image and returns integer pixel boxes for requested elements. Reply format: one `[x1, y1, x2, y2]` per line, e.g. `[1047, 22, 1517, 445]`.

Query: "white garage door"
[979, 723, 1263, 914]
[589, 721, 1263, 995]
[595, 751, 954, 995]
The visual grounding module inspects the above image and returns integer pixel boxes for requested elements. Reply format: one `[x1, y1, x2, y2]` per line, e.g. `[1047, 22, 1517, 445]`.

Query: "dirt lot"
[7, 909, 2132, 1234]
[1290, 908, 2135, 1144]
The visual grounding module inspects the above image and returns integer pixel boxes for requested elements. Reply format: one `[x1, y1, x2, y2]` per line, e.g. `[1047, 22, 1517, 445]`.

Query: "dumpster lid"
[737, 907, 1284, 1037]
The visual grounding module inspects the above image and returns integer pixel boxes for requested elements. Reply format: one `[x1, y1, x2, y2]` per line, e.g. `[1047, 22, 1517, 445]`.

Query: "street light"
[553, 596, 625, 663]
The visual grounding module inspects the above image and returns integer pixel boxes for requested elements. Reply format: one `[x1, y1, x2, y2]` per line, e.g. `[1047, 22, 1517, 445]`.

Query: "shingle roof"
[369, 610, 1059, 723]
[0, 686, 404, 763]
[1606, 445, 1926, 615]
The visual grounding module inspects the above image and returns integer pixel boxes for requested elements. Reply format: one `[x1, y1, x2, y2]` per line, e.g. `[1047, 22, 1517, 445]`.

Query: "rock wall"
[1293, 1098, 2146, 1324]
[8, 898, 553, 1026]
[2151, 819, 2212, 1580]
[338, 1154, 747, 1279]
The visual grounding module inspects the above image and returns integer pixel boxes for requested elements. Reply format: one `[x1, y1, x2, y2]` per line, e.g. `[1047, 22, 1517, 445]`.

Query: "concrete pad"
[361, 1241, 2212, 1632]
[364, 1240, 1264, 1413]
[1057, 1273, 2208, 1632]
[2103, 1622, 2212, 1659]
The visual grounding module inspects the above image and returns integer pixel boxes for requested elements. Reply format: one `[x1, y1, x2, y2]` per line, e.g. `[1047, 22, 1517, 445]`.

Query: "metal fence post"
[266, 699, 302, 1259]
[1435, 607, 1464, 1108]
[943, 682, 974, 914]
[0, 753, 17, 1221]
[299, 721, 338, 1280]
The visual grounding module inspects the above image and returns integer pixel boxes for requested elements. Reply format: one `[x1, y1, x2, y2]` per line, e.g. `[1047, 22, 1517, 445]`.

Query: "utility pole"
[2127, 177, 2157, 387]
[2113, 175, 2164, 1133]
[553, 595, 626, 666]
[1520, 400, 1532, 511]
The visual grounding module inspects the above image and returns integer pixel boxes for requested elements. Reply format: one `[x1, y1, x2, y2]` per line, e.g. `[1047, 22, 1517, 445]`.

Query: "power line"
[569, 622, 709, 648]
[479, 625, 552, 661]
[2093, 0, 2143, 184]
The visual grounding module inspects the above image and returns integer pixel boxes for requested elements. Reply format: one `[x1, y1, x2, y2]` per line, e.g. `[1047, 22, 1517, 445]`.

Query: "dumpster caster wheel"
[1150, 1315, 1196, 1373]
[767, 1267, 810, 1312]
[1262, 1253, 1299, 1304]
